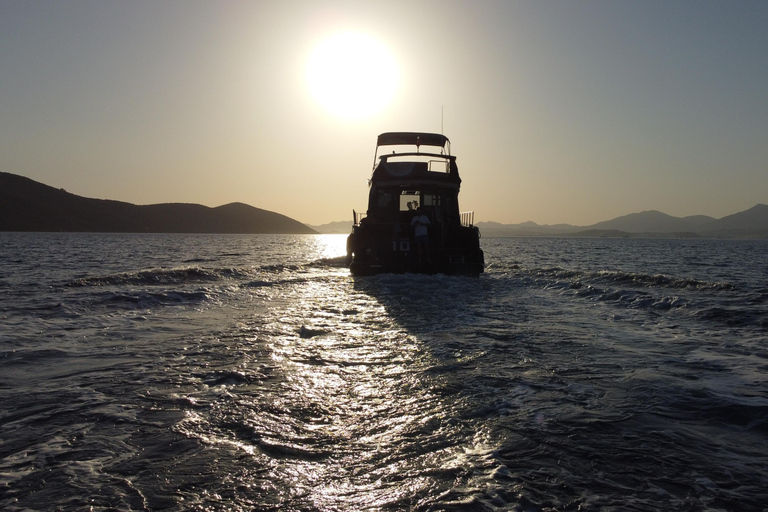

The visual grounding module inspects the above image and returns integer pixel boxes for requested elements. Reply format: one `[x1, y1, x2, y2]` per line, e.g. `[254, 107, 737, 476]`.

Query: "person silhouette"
[410, 207, 432, 263]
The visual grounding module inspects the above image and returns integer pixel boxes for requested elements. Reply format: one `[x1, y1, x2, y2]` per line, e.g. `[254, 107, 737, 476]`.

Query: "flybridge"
[371, 132, 460, 180]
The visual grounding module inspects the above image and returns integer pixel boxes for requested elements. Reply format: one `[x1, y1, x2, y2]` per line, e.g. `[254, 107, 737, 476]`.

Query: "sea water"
[1, 233, 766, 511]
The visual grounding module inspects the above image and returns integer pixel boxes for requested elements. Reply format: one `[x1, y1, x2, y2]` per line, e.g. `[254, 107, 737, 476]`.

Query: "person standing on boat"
[411, 207, 432, 263]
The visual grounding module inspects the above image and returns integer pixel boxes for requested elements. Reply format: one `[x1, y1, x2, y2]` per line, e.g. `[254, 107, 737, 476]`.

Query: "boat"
[346, 132, 484, 276]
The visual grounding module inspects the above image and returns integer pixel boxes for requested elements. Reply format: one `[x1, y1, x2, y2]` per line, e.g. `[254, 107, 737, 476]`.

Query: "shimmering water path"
[1, 233, 767, 511]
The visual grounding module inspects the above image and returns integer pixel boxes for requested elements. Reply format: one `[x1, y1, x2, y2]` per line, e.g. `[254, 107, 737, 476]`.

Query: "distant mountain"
[702, 204, 768, 236]
[308, 221, 353, 234]
[587, 210, 716, 233]
[0, 172, 316, 234]
[476, 221, 580, 237]
[476, 204, 768, 239]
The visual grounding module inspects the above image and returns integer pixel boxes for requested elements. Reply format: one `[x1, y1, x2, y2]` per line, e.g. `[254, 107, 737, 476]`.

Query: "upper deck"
[370, 132, 461, 187]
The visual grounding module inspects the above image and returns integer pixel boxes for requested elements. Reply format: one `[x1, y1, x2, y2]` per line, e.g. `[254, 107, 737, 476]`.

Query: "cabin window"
[400, 191, 420, 211]
[423, 194, 441, 207]
[428, 159, 449, 173]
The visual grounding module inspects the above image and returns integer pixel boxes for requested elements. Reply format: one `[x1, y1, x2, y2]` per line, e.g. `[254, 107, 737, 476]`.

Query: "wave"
[66, 266, 255, 287]
[308, 256, 349, 268]
[693, 306, 768, 328]
[63, 253, 348, 291]
[661, 385, 768, 432]
[60, 263, 329, 312]
[101, 290, 212, 307]
[530, 266, 735, 291]
[592, 269, 736, 291]
[570, 283, 767, 326]
[494, 265, 767, 329]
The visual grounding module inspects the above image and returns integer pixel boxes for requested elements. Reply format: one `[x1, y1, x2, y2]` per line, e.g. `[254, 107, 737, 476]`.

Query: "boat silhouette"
[346, 132, 484, 276]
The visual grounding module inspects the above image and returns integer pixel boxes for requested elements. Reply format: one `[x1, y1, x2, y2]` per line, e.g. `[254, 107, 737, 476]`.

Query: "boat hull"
[347, 225, 484, 277]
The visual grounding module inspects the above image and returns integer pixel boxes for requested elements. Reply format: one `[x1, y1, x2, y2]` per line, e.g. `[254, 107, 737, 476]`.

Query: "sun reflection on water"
[254, 272, 475, 509]
[312, 234, 349, 260]
[170, 257, 487, 510]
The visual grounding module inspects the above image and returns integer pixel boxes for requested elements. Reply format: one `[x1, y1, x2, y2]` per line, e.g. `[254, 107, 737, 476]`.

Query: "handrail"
[353, 210, 367, 226]
[460, 211, 474, 227]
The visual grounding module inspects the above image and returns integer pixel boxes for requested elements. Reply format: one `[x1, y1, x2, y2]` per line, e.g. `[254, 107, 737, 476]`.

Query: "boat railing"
[353, 210, 367, 226]
[460, 211, 474, 227]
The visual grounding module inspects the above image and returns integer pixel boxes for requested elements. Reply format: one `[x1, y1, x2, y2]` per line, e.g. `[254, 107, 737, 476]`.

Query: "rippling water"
[1, 233, 767, 511]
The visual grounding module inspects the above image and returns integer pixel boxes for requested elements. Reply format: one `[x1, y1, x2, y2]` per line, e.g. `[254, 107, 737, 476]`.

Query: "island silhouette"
[0, 172, 316, 234]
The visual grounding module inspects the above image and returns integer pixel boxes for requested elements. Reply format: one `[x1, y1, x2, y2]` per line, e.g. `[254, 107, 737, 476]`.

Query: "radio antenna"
[441, 105, 444, 134]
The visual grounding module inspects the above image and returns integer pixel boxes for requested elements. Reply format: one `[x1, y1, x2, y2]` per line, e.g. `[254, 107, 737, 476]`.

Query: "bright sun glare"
[306, 32, 399, 119]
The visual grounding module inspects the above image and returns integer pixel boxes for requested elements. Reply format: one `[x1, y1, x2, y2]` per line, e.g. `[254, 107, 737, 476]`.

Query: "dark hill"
[587, 210, 716, 233]
[475, 204, 768, 238]
[702, 204, 768, 236]
[0, 172, 316, 234]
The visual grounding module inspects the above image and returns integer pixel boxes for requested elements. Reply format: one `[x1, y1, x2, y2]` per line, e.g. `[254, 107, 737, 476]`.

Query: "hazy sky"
[2, 1, 767, 225]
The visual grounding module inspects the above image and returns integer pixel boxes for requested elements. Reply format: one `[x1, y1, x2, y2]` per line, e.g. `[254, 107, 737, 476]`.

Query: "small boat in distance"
[346, 132, 484, 276]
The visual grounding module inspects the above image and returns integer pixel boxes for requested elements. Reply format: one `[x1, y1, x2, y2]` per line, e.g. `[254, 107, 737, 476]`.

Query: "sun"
[306, 32, 399, 119]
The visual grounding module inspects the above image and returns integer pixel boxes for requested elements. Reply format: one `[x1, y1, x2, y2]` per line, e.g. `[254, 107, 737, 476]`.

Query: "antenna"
[441, 105, 444, 134]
